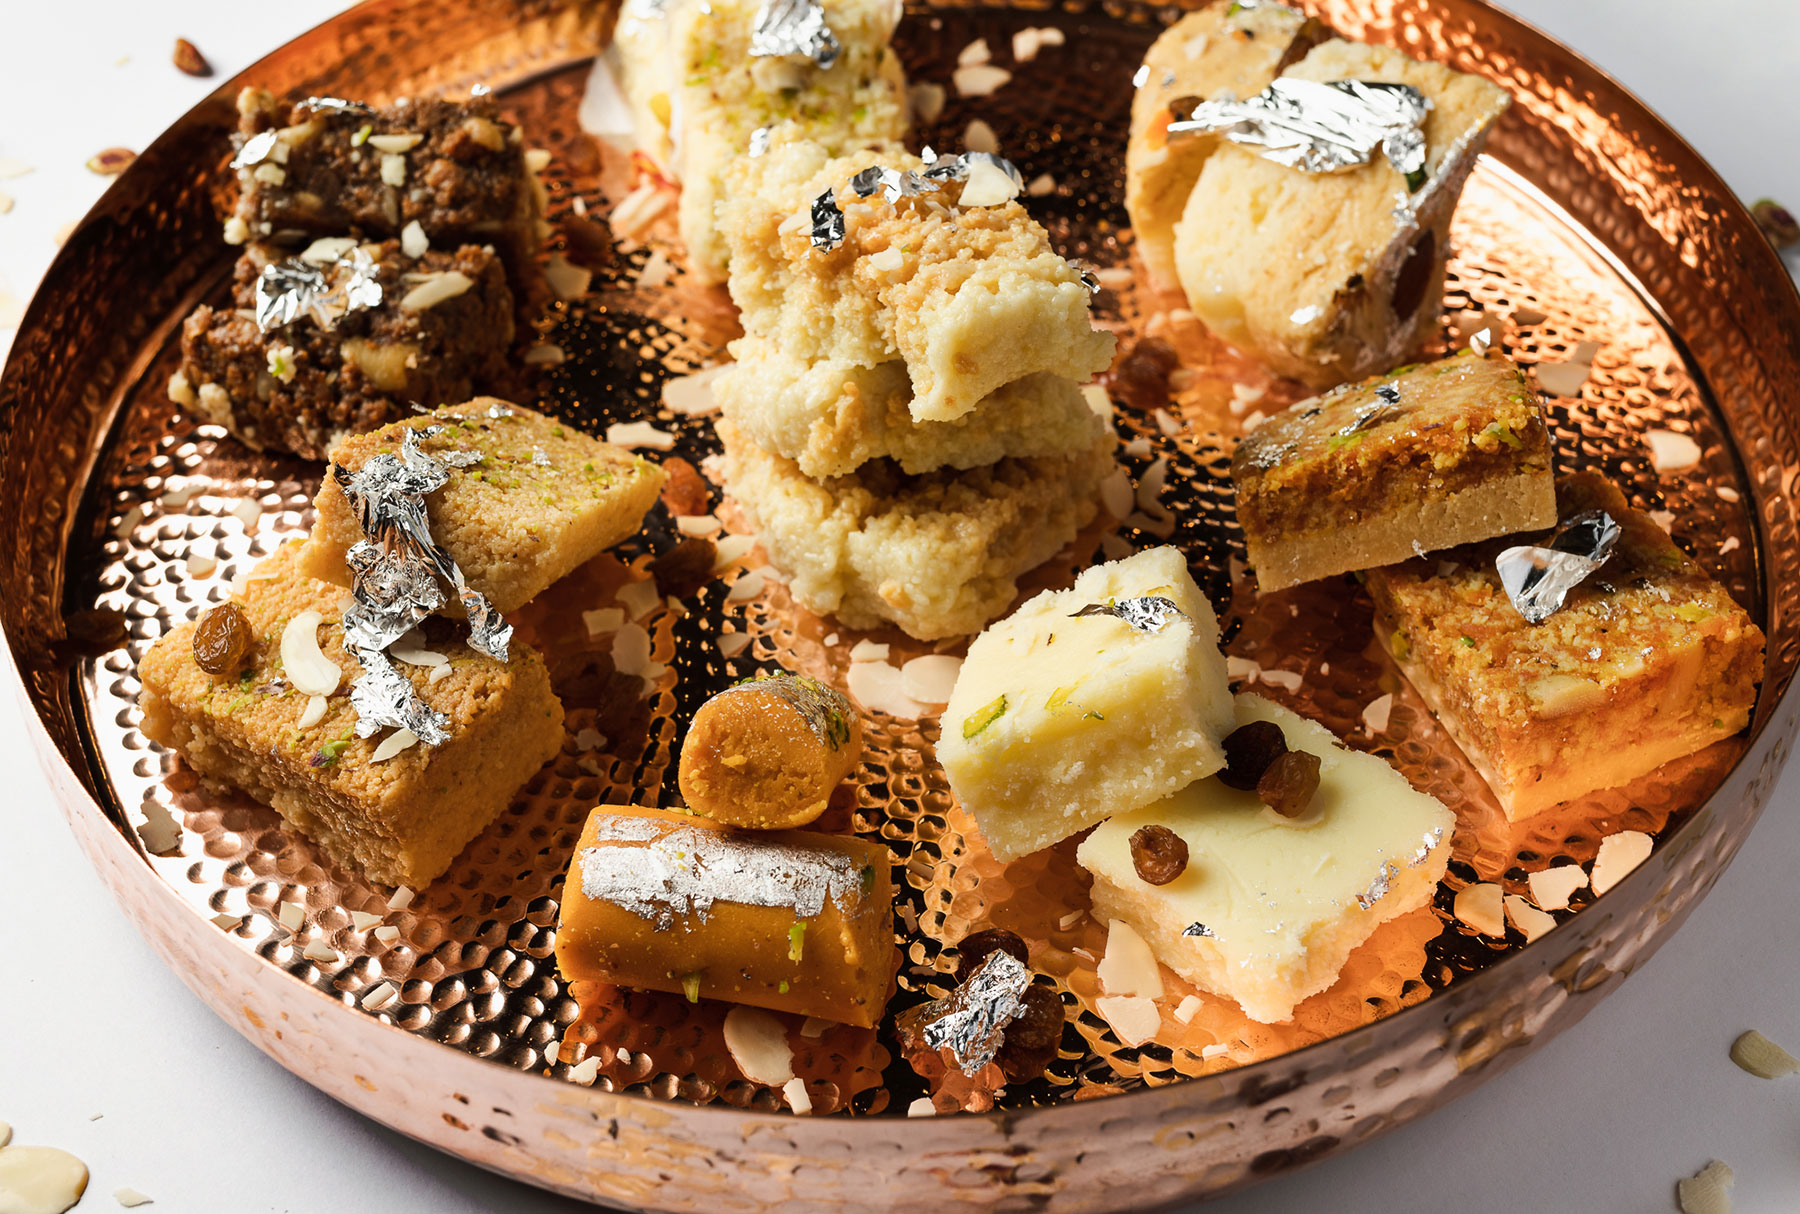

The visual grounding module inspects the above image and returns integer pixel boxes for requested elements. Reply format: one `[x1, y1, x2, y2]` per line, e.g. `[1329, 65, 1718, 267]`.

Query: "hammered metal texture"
[5, 0, 1800, 1208]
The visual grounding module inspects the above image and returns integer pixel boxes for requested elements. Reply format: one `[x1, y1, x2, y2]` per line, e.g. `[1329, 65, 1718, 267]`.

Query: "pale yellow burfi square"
[938, 546, 1233, 861]
[1077, 694, 1454, 1024]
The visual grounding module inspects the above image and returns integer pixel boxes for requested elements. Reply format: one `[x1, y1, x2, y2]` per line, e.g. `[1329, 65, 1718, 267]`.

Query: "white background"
[3, 2, 1799, 1211]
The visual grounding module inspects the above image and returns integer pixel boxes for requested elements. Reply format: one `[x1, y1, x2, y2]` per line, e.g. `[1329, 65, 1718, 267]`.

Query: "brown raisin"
[192, 601, 253, 676]
[1108, 336, 1181, 412]
[172, 38, 212, 77]
[1219, 720, 1287, 790]
[995, 984, 1064, 1082]
[647, 537, 717, 597]
[1257, 749, 1321, 817]
[1128, 824, 1189, 885]
[953, 928, 1029, 984]
[659, 456, 711, 517]
[562, 214, 617, 270]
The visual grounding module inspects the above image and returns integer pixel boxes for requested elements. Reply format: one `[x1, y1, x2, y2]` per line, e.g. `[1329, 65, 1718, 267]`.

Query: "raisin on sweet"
[1219, 719, 1288, 790]
[647, 536, 717, 597]
[995, 984, 1065, 1082]
[192, 601, 253, 676]
[1108, 336, 1181, 412]
[953, 928, 1029, 984]
[1257, 749, 1321, 817]
[1129, 824, 1189, 885]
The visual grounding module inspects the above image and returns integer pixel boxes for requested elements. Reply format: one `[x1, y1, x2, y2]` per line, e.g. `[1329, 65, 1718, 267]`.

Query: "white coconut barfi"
[938, 547, 1233, 861]
[1077, 694, 1455, 1024]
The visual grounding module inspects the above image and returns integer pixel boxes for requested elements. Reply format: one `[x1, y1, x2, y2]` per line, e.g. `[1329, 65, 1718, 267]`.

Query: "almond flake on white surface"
[849, 639, 890, 662]
[1676, 1160, 1733, 1214]
[1095, 995, 1161, 1047]
[713, 534, 756, 570]
[0, 156, 33, 179]
[1729, 1029, 1800, 1080]
[277, 902, 305, 931]
[296, 694, 329, 729]
[184, 551, 218, 578]
[1453, 883, 1505, 936]
[616, 579, 661, 619]
[727, 567, 767, 601]
[1646, 429, 1703, 473]
[611, 623, 652, 677]
[606, 420, 676, 450]
[1527, 864, 1588, 911]
[1590, 830, 1653, 895]
[114, 1186, 153, 1207]
[399, 270, 473, 311]
[1361, 692, 1394, 735]
[847, 658, 926, 718]
[350, 910, 383, 932]
[900, 655, 961, 705]
[907, 1098, 936, 1117]
[387, 886, 415, 911]
[545, 254, 592, 300]
[1173, 995, 1204, 1025]
[303, 940, 339, 964]
[582, 607, 625, 636]
[567, 1056, 602, 1084]
[1097, 919, 1164, 999]
[373, 925, 401, 946]
[717, 632, 752, 659]
[955, 65, 1012, 97]
[782, 1077, 814, 1114]
[722, 1006, 794, 1086]
[1502, 894, 1555, 943]
[909, 82, 946, 124]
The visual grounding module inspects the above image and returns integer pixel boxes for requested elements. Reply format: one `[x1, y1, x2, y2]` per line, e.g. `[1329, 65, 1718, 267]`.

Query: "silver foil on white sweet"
[1495, 509, 1621, 624]
[812, 152, 1027, 251]
[749, 0, 840, 68]
[1354, 860, 1399, 910]
[717, 674, 854, 749]
[254, 247, 383, 333]
[232, 129, 281, 169]
[348, 645, 450, 742]
[1181, 921, 1216, 938]
[1242, 437, 1296, 469]
[748, 126, 773, 158]
[1071, 596, 1187, 633]
[1167, 78, 1431, 189]
[577, 818, 867, 928]
[1407, 826, 1446, 868]
[1342, 386, 1405, 435]
[809, 188, 847, 250]
[920, 950, 1032, 1076]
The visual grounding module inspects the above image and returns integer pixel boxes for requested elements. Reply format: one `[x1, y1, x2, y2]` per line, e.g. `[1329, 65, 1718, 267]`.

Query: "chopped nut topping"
[1729, 1029, 1799, 1080]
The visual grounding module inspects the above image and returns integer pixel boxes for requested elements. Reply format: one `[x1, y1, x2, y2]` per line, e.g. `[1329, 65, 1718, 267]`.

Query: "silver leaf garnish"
[348, 645, 450, 743]
[1341, 385, 1406, 435]
[1470, 327, 1493, 357]
[919, 950, 1032, 1076]
[1078, 265, 1101, 294]
[718, 674, 855, 749]
[1243, 437, 1296, 470]
[809, 187, 846, 251]
[1168, 78, 1431, 190]
[809, 152, 1027, 253]
[749, 0, 840, 69]
[1181, 922, 1216, 938]
[747, 126, 773, 158]
[302, 95, 375, 116]
[1355, 860, 1398, 910]
[1495, 509, 1622, 624]
[1071, 596, 1188, 633]
[231, 129, 281, 169]
[1407, 826, 1446, 868]
[253, 247, 383, 333]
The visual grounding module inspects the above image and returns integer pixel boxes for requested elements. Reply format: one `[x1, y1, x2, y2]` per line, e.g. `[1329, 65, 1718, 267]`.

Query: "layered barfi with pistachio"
[1078, 694, 1454, 1024]
[720, 138, 1116, 421]
[678, 673, 863, 829]
[137, 542, 563, 888]
[716, 337, 1109, 477]
[1232, 349, 1556, 591]
[1171, 40, 1509, 387]
[613, 0, 909, 282]
[1124, 0, 1327, 291]
[172, 239, 514, 460]
[555, 805, 896, 1027]
[299, 399, 665, 614]
[938, 547, 1234, 861]
[718, 418, 1110, 640]
[228, 88, 546, 276]
[1366, 473, 1764, 820]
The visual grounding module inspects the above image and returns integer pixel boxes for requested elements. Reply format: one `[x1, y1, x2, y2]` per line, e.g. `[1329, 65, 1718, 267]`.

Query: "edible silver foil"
[1242, 438, 1296, 470]
[810, 188, 847, 251]
[749, 0, 840, 69]
[1168, 78, 1430, 189]
[918, 950, 1032, 1076]
[717, 674, 854, 749]
[254, 247, 383, 333]
[1341, 386, 1405, 435]
[1071, 596, 1187, 633]
[1181, 922, 1216, 939]
[1355, 860, 1399, 910]
[812, 152, 1028, 251]
[1407, 826, 1446, 868]
[577, 816, 867, 928]
[301, 95, 375, 117]
[1495, 509, 1622, 624]
[348, 645, 449, 743]
[747, 126, 773, 158]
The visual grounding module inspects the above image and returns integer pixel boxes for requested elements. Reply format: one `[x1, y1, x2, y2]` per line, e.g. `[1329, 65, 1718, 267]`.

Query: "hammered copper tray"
[5, 0, 1800, 1208]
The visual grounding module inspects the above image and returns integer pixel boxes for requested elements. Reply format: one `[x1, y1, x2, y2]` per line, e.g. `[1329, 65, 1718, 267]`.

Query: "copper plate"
[5, 0, 1800, 1207]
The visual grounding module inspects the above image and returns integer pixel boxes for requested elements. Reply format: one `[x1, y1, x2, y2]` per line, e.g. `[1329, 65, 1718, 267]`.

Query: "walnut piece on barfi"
[137, 543, 564, 888]
[1232, 349, 1556, 591]
[171, 240, 515, 461]
[1124, 0, 1327, 292]
[938, 546, 1235, 862]
[719, 138, 1116, 422]
[1078, 694, 1454, 1024]
[299, 399, 666, 614]
[717, 418, 1111, 640]
[717, 336, 1109, 478]
[613, 0, 909, 282]
[1365, 473, 1764, 821]
[1172, 40, 1509, 388]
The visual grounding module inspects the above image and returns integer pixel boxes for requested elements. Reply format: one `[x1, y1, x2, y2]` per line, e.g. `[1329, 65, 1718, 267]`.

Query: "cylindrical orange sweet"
[554, 805, 896, 1028]
[678, 674, 862, 829]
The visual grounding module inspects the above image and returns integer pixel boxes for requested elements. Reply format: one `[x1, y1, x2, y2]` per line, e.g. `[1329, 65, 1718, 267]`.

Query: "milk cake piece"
[1078, 694, 1454, 1024]
[679, 674, 863, 830]
[613, 0, 909, 282]
[1172, 40, 1509, 388]
[1232, 349, 1556, 591]
[1366, 473, 1764, 821]
[299, 399, 665, 614]
[1125, 1, 1326, 292]
[938, 546, 1234, 861]
[555, 805, 896, 1027]
[718, 336, 1109, 477]
[173, 240, 514, 461]
[720, 139, 1116, 421]
[718, 418, 1110, 640]
[137, 543, 563, 888]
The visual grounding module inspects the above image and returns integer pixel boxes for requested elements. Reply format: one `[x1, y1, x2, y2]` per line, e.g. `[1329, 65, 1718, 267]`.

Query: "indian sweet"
[677, 673, 862, 829]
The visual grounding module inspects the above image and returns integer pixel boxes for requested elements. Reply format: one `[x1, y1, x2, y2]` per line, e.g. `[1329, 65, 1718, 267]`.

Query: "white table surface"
[3, 2, 1798, 1210]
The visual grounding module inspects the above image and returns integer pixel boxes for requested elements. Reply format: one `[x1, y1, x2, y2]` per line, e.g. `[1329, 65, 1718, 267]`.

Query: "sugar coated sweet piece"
[716, 336, 1107, 478]
[614, 0, 909, 281]
[299, 399, 665, 614]
[1232, 349, 1556, 590]
[1077, 693, 1454, 1024]
[717, 417, 1110, 640]
[555, 805, 896, 1027]
[137, 543, 563, 887]
[174, 240, 514, 461]
[1366, 473, 1764, 820]
[1124, 1, 1325, 292]
[719, 137, 1115, 422]
[1172, 40, 1509, 388]
[678, 673, 863, 829]
[939, 546, 1234, 861]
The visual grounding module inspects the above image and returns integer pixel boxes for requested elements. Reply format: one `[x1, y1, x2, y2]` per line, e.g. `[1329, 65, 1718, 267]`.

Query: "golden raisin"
[192, 601, 253, 675]
[1108, 336, 1181, 412]
[953, 928, 1028, 984]
[1219, 720, 1287, 789]
[1257, 749, 1321, 817]
[1128, 824, 1188, 885]
[995, 984, 1064, 1082]
[659, 457, 711, 517]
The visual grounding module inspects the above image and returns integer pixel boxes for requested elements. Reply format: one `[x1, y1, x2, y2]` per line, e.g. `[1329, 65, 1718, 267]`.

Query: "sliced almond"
[399, 271, 473, 311]
[1590, 830, 1653, 895]
[1097, 919, 1163, 999]
[1729, 1029, 1799, 1080]
[1676, 1160, 1733, 1214]
[1502, 894, 1555, 943]
[582, 606, 626, 635]
[372, 728, 420, 762]
[1172, 995, 1203, 1025]
[616, 580, 661, 620]
[379, 152, 407, 186]
[962, 118, 999, 155]
[546, 253, 593, 300]
[954, 65, 1012, 98]
[1526, 864, 1587, 911]
[1453, 883, 1505, 937]
[1361, 692, 1394, 735]
[849, 639, 890, 662]
[399, 219, 430, 258]
[606, 420, 675, 450]
[899, 655, 961, 705]
[1095, 995, 1161, 1047]
[846, 660, 926, 718]
[1646, 429, 1703, 473]
[296, 694, 328, 729]
[368, 133, 425, 154]
[722, 1006, 794, 1085]
[909, 82, 946, 124]
[280, 610, 341, 696]
[782, 1076, 813, 1114]
[662, 364, 731, 415]
[300, 236, 358, 265]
